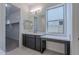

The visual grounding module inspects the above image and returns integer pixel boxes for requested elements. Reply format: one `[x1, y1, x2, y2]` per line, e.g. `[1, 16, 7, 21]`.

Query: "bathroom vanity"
[22, 33, 46, 53]
[22, 33, 70, 55]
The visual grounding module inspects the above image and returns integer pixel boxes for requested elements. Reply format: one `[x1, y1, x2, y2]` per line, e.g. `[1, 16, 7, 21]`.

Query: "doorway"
[5, 3, 20, 52]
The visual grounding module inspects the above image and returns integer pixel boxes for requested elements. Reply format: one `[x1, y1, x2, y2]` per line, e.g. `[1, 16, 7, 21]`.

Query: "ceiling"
[12, 3, 59, 10]
[6, 3, 59, 18]
[20, 3, 55, 10]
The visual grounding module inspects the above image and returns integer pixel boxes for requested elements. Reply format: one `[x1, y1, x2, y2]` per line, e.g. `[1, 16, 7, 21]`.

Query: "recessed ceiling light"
[5, 4, 10, 7]
[5, 4, 8, 7]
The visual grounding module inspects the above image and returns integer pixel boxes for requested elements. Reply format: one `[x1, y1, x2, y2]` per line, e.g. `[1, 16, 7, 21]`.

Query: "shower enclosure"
[5, 4, 20, 52]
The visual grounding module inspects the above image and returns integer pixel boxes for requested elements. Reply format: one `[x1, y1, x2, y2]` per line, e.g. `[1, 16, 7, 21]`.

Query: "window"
[46, 5, 64, 34]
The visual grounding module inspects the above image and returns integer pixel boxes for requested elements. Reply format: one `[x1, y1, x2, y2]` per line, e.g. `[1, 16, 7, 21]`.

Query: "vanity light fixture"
[30, 7, 42, 14]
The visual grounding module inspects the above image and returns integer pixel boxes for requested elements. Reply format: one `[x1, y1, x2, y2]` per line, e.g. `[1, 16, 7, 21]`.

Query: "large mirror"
[23, 19, 34, 32]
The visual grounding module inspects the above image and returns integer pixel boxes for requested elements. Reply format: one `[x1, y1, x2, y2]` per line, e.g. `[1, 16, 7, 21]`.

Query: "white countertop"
[23, 32, 45, 36]
[41, 35, 70, 41]
[23, 32, 70, 41]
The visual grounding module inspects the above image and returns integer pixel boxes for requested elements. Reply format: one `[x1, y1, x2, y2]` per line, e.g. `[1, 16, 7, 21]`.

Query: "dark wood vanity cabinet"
[35, 36, 41, 51]
[22, 34, 46, 53]
[23, 34, 26, 46]
[23, 34, 35, 49]
[27, 35, 35, 49]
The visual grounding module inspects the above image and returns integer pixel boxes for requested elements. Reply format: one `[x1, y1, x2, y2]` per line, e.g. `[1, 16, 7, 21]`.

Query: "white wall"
[0, 4, 6, 52]
[19, 5, 29, 48]
[71, 3, 79, 55]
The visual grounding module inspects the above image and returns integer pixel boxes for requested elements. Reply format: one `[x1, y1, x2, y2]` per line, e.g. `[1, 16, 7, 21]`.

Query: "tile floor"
[6, 47, 64, 55]
[0, 50, 5, 55]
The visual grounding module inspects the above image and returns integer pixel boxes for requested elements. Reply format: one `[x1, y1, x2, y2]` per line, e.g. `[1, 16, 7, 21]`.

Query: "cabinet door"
[36, 38, 41, 51]
[29, 37, 35, 49]
[26, 36, 29, 47]
[23, 34, 26, 46]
